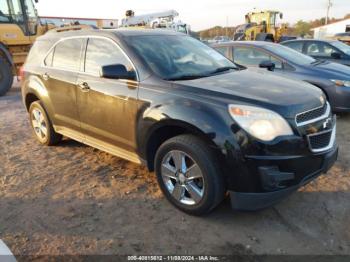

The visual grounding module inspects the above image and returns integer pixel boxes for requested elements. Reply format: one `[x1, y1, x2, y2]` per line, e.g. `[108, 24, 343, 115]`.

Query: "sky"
[35, 0, 350, 31]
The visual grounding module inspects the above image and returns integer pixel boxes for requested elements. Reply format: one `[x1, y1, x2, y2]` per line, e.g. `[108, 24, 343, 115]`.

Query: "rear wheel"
[155, 135, 225, 215]
[0, 57, 13, 96]
[29, 101, 62, 146]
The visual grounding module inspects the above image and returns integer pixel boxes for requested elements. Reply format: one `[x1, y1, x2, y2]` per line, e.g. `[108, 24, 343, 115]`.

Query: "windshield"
[127, 35, 237, 80]
[331, 41, 350, 56]
[264, 44, 316, 65]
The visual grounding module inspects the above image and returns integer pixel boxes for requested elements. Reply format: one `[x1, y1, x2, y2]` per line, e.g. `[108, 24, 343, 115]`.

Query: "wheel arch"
[23, 76, 54, 121]
[304, 80, 330, 101]
[25, 92, 40, 111]
[143, 119, 222, 172]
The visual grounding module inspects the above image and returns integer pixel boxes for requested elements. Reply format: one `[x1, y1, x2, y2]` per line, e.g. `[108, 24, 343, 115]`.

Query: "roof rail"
[48, 24, 95, 33]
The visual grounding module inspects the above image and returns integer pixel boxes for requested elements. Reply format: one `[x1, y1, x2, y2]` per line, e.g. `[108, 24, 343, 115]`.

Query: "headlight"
[228, 105, 293, 142]
[331, 79, 350, 87]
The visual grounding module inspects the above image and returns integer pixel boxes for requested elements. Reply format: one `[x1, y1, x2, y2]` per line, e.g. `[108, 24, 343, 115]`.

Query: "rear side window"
[52, 38, 84, 71]
[26, 40, 53, 66]
[84, 38, 135, 77]
[284, 42, 303, 53]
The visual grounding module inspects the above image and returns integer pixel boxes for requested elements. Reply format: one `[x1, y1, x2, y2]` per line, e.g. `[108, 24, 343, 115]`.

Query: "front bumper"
[229, 146, 338, 211]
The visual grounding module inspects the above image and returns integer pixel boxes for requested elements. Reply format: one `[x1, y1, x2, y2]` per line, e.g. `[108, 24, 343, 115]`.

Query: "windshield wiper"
[311, 60, 328, 66]
[164, 66, 237, 81]
[164, 74, 210, 81]
[210, 66, 237, 74]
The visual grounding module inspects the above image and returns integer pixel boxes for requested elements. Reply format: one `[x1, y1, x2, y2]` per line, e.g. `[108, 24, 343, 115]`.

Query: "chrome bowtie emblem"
[323, 118, 332, 129]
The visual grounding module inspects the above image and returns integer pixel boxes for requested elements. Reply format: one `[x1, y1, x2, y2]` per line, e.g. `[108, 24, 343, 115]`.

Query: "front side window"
[126, 35, 237, 80]
[264, 44, 316, 65]
[306, 42, 338, 57]
[52, 38, 84, 71]
[85, 38, 135, 78]
[233, 47, 282, 69]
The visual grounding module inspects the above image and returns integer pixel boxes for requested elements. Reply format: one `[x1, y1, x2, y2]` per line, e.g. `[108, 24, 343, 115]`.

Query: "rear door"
[76, 37, 140, 159]
[42, 38, 85, 137]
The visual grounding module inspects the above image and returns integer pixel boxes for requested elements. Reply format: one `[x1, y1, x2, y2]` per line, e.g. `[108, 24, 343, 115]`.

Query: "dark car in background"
[281, 39, 350, 66]
[212, 41, 350, 112]
[21, 29, 338, 214]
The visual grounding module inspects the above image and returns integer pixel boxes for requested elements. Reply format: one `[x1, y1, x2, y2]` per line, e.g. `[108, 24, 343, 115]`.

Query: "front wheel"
[155, 135, 225, 215]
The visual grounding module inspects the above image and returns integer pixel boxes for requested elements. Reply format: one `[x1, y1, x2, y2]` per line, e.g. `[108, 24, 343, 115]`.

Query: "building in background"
[312, 18, 350, 39]
[40, 16, 119, 29]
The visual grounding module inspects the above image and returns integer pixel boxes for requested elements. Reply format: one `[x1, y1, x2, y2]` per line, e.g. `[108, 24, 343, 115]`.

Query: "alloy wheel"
[161, 150, 205, 206]
[31, 108, 48, 141]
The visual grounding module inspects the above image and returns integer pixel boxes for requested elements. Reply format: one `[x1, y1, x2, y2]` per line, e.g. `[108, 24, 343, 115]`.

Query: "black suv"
[22, 29, 338, 215]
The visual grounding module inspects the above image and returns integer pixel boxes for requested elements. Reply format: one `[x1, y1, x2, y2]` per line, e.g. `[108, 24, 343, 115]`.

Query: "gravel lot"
[0, 83, 349, 256]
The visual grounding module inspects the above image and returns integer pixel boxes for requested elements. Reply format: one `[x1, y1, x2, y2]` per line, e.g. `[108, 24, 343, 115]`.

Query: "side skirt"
[55, 126, 143, 165]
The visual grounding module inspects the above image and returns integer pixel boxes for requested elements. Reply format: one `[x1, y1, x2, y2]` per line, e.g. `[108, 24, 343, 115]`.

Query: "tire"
[0, 57, 13, 96]
[155, 134, 225, 216]
[29, 101, 62, 146]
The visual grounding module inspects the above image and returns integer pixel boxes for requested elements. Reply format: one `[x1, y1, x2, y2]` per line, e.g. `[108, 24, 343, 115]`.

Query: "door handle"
[78, 82, 90, 92]
[42, 73, 50, 81]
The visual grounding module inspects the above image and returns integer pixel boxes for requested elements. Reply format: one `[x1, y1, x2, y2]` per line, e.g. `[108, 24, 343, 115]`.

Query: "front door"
[77, 37, 140, 160]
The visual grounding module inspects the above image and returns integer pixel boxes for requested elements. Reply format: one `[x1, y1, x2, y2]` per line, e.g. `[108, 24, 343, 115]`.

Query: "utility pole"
[325, 0, 333, 25]
[226, 16, 228, 36]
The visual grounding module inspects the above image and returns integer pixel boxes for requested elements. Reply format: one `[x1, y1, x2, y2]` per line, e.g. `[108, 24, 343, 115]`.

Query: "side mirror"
[331, 52, 342, 59]
[101, 64, 136, 80]
[259, 61, 275, 71]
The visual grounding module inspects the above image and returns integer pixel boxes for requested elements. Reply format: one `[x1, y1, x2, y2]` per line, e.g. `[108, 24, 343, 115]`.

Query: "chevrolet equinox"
[22, 29, 338, 215]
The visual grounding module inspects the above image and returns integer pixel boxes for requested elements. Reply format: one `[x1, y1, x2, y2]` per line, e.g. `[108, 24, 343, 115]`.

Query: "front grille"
[308, 130, 333, 150]
[296, 103, 328, 125]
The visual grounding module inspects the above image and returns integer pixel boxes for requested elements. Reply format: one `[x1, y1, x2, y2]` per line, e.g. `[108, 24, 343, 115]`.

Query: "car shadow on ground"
[58, 138, 88, 149]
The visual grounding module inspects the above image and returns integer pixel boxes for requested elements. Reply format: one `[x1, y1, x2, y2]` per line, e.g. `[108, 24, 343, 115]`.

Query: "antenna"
[325, 0, 333, 25]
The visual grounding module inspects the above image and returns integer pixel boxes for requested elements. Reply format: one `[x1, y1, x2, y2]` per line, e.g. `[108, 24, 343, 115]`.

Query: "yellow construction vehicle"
[233, 10, 292, 42]
[0, 0, 95, 95]
[0, 0, 53, 95]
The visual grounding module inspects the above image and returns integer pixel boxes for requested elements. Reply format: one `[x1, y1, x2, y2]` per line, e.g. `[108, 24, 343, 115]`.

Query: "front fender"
[137, 98, 240, 159]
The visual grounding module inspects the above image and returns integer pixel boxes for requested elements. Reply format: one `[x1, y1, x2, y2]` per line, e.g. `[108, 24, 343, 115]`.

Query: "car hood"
[306, 61, 350, 78]
[174, 69, 324, 119]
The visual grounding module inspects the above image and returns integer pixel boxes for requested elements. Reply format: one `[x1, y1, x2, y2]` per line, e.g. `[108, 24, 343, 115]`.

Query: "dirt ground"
[0, 83, 350, 256]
